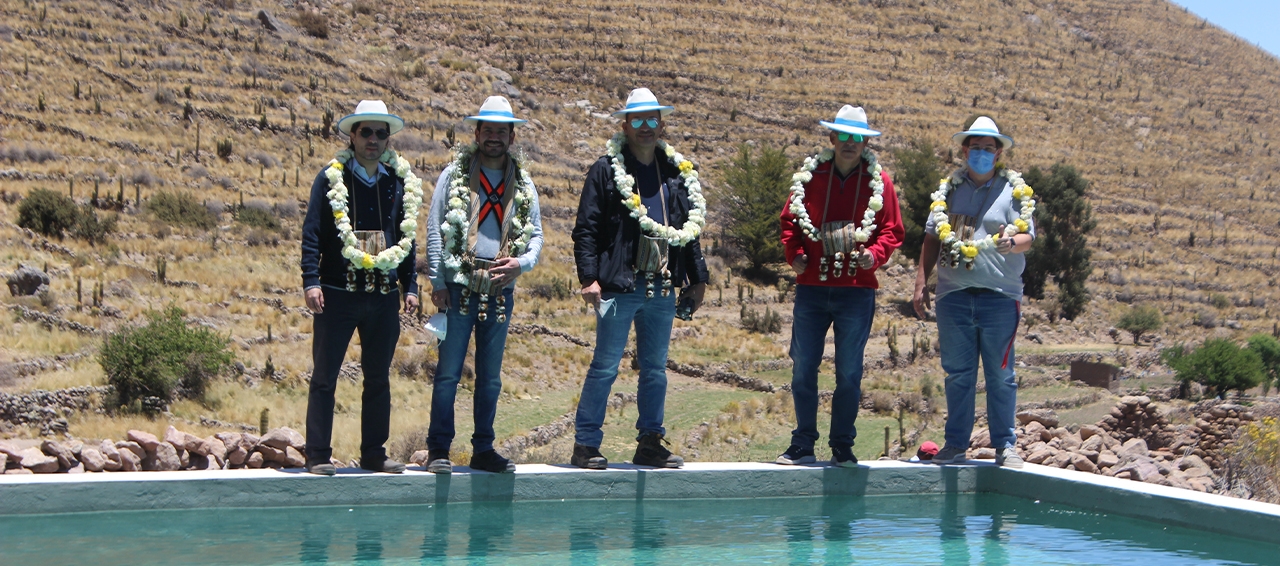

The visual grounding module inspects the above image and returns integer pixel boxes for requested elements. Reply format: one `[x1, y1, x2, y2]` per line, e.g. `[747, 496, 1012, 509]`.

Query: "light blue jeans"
[574, 284, 676, 447]
[936, 290, 1020, 450]
[789, 285, 876, 449]
[427, 284, 514, 453]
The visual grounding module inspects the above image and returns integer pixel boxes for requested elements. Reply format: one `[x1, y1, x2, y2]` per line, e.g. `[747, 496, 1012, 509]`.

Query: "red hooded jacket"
[779, 160, 904, 288]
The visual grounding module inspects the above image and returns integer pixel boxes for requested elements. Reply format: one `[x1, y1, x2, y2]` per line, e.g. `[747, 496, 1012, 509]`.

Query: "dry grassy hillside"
[1, 0, 1278, 464]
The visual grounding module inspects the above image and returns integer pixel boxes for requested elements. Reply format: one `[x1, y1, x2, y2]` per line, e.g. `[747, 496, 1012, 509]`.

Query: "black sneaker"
[571, 443, 608, 469]
[830, 445, 858, 468]
[360, 458, 406, 474]
[426, 449, 452, 474]
[306, 461, 336, 476]
[633, 433, 683, 468]
[470, 450, 516, 473]
[776, 445, 816, 465]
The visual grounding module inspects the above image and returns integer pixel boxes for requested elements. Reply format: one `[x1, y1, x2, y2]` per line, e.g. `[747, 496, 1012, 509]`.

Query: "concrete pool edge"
[3, 461, 1279, 544]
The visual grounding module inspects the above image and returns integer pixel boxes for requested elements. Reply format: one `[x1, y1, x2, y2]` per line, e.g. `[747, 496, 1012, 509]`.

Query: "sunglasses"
[836, 133, 865, 143]
[357, 127, 391, 140]
[630, 117, 660, 129]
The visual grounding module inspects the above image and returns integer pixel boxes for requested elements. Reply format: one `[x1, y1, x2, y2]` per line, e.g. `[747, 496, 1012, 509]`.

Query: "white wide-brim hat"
[819, 105, 881, 137]
[337, 100, 405, 136]
[952, 116, 1014, 149]
[611, 88, 674, 117]
[464, 96, 528, 127]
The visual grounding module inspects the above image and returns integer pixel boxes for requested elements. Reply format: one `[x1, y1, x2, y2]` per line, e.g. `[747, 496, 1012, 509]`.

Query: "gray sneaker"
[932, 446, 967, 465]
[996, 447, 1025, 469]
[426, 450, 452, 474]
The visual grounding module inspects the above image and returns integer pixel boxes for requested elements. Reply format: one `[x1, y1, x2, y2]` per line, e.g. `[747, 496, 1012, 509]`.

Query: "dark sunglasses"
[357, 127, 391, 140]
[630, 117, 660, 129]
[836, 133, 865, 143]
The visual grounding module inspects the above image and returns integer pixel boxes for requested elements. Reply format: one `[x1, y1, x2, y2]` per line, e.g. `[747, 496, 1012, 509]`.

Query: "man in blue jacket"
[571, 88, 709, 469]
[300, 100, 422, 475]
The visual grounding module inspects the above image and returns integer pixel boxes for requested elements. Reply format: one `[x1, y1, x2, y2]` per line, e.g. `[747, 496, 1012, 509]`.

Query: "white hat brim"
[337, 113, 405, 136]
[463, 116, 528, 127]
[952, 130, 1014, 149]
[820, 121, 881, 137]
[611, 104, 675, 118]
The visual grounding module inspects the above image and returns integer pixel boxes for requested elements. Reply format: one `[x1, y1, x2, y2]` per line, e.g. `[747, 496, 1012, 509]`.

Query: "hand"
[855, 246, 875, 270]
[685, 282, 706, 311]
[404, 294, 420, 314]
[488, 257, 522, 287]
[791, 254, 809, 275]
[995, 225, 1014, 254]
[581, 281, 602, 307]
[305, 288, 324, 314]
[912, 280, 932, 320]
[431, 289, 450, 310]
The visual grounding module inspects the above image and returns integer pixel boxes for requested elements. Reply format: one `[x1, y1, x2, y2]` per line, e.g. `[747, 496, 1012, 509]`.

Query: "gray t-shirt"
[474, 166, 505, 260]
[924, 173, 1036, 301]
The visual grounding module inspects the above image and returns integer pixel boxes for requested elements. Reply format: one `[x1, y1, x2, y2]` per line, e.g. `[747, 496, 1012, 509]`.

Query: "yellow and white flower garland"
[440, 143, 537, 285]
[324, 148, 424, 272]
[929, 167, 1035, 267]
[606, 133, 706, 246]
[786, 148, 885, 243]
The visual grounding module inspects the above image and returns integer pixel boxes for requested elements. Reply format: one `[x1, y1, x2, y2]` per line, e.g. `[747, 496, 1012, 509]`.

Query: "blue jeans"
[574, 283, 676, 447]
[789, 285, 876, 449]
[936, 290, 1020, 450]
[427, 284, 514, 453]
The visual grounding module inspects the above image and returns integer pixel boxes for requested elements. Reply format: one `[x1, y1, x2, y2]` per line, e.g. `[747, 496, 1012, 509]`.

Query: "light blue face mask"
[967, 149, 997, 175]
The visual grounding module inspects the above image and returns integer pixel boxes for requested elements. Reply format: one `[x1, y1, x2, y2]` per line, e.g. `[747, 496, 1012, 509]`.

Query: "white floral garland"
[606, 133, 706, 246]
[786, 148, 885, 243]
[324, 149, 424, 272]
[929, 166, 1035, 266]
[440, 143, 537, 285]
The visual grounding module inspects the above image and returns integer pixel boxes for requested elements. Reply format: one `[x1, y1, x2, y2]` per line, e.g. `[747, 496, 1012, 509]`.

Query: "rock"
[66, 439, 85, 458]
[116, 441, 146, 461]
[1121, 395, 1151, 407]
[0, 453, 7, 470]
[247, 451, 265, 468]
[478, 65, 512, 83]
[215, 432, 242, 450]
[1022, 421, 1047, 439]
[1026, 448, 1054, 465]
[127, 430, 161, 452]
[1016, 409, 1060, 428]
[6, 468, 34, 474]
[1187, 477, 1214, 492]
[1097, 451, 1119, 468]
[41, 440, 76, 470]
[152, 443, 182, 471]
[188, 452, 209, 470]
[117, 446, 141, 471]
[1059, 433, 1083, 451]
[410, 450, 430, 466]
[1114, 457, 1162, 482]
[1077, 449, 1099, 463]
[1079, 425, 1104, 441]
[164, 426, 206, 455]
[1070, 453, 1098, 473]
[1050, 451, 1073, 468]
[241, 433, 261, 450]
[1120, 438, 1149, 460]
[228, 446, 248, 466]
[972, 448, 996, 460]
[185, 436, 210, 457]
[204, 436, 227, 462]
[969, 428, 991, 449]
[285, 446, 306, 468]
[18, 447, 59, 473]
[164, 426, 185, 447]
[1080, 435, 1105, 453]
[1177, 454, 1213, 473]
[261, 427, 306, 451]
[67, 462, 85, 473]
[80, 447, 107, 472]
[256, 445, 286, 462]
[0, 440, 24, 460]
[7, 265, 50, 296]
[257, 10, 295, 34]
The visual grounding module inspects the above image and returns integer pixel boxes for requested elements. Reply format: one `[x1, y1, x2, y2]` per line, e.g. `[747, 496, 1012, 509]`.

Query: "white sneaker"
[932, 446, 967, 465]
[996, 448, 1025, 469]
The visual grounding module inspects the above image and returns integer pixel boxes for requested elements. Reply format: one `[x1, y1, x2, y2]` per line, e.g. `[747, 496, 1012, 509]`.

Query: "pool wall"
[3, 461, 1278, 545]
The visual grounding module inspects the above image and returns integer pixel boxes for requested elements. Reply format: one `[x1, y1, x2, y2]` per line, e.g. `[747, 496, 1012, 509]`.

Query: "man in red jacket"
[777, 105, 904, 467]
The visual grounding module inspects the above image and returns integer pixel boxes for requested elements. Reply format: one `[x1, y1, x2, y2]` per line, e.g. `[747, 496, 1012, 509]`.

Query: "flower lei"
[786, 147, 885, 243]
[440, 143, 537, 285]
[606, 133, 706, 246]
[324, 148, 424, 272]
[929, 166, 1035, 267]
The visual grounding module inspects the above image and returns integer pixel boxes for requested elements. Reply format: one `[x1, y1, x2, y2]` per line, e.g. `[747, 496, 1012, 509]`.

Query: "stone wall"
[0, 426, 312, 474]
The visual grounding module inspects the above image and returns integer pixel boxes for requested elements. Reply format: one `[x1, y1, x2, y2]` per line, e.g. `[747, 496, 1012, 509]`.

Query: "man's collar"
[348, 158, 387, 183]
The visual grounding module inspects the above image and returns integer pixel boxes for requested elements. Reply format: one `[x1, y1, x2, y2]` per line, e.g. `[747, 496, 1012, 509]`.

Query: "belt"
[961, 287, 997, 295]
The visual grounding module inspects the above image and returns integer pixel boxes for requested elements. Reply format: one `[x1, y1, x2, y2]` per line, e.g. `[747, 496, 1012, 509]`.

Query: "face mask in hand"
[967, 149, 997, 175]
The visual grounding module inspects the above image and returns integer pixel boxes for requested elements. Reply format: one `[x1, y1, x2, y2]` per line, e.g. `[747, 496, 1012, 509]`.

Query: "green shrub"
[146, 191, 217, 230]
[17, 188, 79, 238]
[1210, 293, 1232, 309]
[99, 307, 233, 413]
[236, 206, 280, 231]
[1165, 338, 1263, 399]
[1248, 334, 1280, 395]
[72, 204, 117, 245]
[740, 304, 781, 334]
[1115, 304, 1162, 344]
[295, 11, 329, 39]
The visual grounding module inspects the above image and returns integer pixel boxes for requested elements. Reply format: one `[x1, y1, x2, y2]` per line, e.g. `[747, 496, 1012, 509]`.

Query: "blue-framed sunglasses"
[836, 133, 865, 143]
[630, 117, 660, 129]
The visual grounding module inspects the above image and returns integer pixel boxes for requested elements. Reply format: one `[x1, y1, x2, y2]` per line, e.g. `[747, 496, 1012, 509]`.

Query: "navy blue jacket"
[573, 150, 709, 293]
[301, 167, 418, 295]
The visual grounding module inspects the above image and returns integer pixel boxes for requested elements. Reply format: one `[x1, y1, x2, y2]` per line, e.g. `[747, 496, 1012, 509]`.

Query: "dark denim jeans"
[427, 284, 514, 453]
[789, 284, 876, 449]
[574, 284, 676, 447]
[305, 287, 401, 464]
[935, 290, 1020, 450]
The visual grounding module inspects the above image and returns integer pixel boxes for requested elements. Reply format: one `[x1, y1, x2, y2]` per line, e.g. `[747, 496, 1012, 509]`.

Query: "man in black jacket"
[300, 100, 422, 475]
[571, 88, 709, 469]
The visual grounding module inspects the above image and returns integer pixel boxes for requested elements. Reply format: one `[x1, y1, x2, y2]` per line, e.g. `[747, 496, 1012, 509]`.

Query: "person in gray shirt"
[423, 96, 543, 474]
[913, 115, 1036, 468]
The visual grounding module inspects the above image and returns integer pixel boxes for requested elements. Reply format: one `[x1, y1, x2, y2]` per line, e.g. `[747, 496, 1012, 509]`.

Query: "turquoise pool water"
[1, 493, 1274, 564]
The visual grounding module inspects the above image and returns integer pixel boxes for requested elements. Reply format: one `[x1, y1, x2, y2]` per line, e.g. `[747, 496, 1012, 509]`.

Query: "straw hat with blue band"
[463, 96, 528, 127]
[819, 105, 881, 138]
[336, 100, 405, 136]
[952, 115, 1015, 149]
[611, 88, 675, 117]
